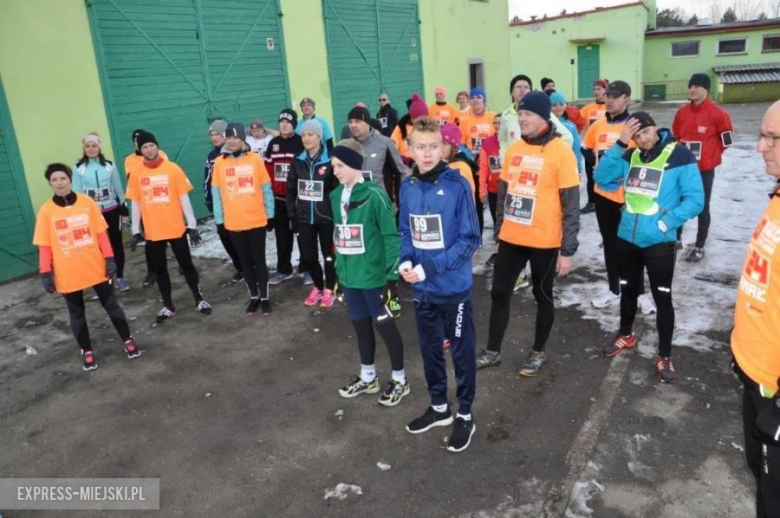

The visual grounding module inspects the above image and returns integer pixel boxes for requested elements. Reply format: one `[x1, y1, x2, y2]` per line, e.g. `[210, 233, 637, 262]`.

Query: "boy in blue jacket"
[594, 112, 703, 383]
[399, 117, 481, 453]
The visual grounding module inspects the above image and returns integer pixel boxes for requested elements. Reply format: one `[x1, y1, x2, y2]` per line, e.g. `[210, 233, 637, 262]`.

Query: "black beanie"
[131, 128, 145, 142]
[331, 145, 364, 170]
[631, 111, 656, 130]
[517, 91, 551, 121]
[279, 108, 298, 129]
[225, 122, 247, 141]
[348, 106, 371, 123]
[541, 77, 554, 90]
[135, 131, 158, 150]
[688, 73, 711, 91]
[510, 74, 533, 93]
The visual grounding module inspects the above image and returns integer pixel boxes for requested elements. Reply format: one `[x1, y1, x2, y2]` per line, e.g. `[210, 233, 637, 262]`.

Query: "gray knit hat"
[209, 119, 227, 134]
[301, 119, 323, 139]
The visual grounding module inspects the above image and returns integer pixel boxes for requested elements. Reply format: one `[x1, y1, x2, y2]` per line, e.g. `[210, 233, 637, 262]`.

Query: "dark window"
[763, 35, 780, 52]
[671, 41, 700, 57]
[469, 63, 484, 90]
[718, 38, 747, 54]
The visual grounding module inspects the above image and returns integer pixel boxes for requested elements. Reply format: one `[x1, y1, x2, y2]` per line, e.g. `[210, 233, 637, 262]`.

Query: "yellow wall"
[279, 0, 335, 129]
[419, 0, 512, 113]
[0, 0, 113, 212]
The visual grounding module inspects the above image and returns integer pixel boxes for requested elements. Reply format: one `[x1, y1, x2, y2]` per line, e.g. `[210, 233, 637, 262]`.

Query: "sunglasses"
[378, 98, 388, 102]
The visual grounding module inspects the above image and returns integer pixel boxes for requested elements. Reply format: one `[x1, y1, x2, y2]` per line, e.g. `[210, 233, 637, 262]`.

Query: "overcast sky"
[509, 0, 780, 22]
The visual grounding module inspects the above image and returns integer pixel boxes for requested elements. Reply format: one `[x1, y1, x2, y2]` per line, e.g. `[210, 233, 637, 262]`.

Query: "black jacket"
[376, 104, 399, 138]
[286, 146, 338, 225]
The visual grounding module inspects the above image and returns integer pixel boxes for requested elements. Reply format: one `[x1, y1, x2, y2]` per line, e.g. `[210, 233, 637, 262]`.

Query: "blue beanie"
[549, 91, 567, 105]
[517, 91, 552, 121]
[469, 87, 487, 102]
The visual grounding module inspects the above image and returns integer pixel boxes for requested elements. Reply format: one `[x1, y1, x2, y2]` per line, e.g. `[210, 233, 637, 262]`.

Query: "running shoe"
[124, 338, 142, 359]
[476, 349, 502, 370]
[260, 299, 273, 316]
[447, 417, 476, 453]
[196, 300, 212, 316]
[581, 203, 596, 214]
[246, 298, 261, 315]
[305, 287, 323, 306]
[89, 289, 100, 302]
[302, 272, 314, 285]
[378, 380, 410, 407]
[603, 333, 637, 357]
[115, 278, 131, 292]
[655, 356, 676, 384]
[518, 350, 547, 377]
[156, 306, 176, 323]
[338, 376, 381, 398]
[82, 349, 98, 371]
[406, 406, 453, 434]
[685, 247, 705, 263]
[638, 294, 657, 315]
[319, 289, 336, 308]
[231, 270, 244, 284]
[269, 272, 294, 285]
[514, 275, 530, 292]
[143, 272, 157, 287]
[592, 289, 620, 309]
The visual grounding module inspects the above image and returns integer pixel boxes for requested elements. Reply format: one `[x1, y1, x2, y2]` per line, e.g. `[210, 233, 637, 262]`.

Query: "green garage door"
[0, 80, 36, 282]
[323, 0, 423, 128]
[87, 0, 290, 216]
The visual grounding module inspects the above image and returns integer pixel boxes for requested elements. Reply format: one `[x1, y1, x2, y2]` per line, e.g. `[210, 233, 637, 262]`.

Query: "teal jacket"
[72, 158, 124, 212]
[330, 181, 400, 290]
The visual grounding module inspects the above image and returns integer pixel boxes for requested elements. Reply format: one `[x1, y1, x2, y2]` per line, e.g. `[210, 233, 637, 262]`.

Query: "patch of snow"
[25, 346, 38, 356]
[565, 461, 604, 517]
[323, 483, 363, 500]
[376, 462, 391, 471]
[730, 441, 745, 452]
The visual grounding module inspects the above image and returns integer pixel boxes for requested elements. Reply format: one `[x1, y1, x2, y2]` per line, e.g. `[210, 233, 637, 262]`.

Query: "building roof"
[510, 2, 644, 27]
[713, 62, 780, 84]
[645, 17, 780, 37]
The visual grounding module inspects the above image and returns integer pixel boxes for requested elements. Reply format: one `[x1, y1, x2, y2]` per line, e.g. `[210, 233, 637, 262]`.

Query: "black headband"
[331, 146, 364, 170]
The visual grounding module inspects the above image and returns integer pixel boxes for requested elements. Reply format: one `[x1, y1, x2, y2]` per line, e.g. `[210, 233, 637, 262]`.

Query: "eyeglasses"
[759, 133, 780, 148]
[378, 98, 388, 102]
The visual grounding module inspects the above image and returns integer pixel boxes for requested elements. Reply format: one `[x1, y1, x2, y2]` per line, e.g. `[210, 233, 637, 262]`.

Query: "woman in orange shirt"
[33, 163, 141, 371]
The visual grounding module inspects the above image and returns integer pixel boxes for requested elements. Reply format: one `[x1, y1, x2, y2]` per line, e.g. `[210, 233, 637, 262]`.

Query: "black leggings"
[617, 239, 676, 357]
[488, 241, 559, 353]
[487, 192, 497, 225]
[102, 207, 125, 278]
[63, 281, 130, 351]
[147, 235, 203, 308]
[217, 223, 242, 272]
[354, 317, 404, 371]
[229, 227, 269, 299]
[677, 169, 714, 248]
[595, 193, 623, 295]
[584, 152, 596, 205]
[298, 221, 335, 291]
[273, 199, 295, 275]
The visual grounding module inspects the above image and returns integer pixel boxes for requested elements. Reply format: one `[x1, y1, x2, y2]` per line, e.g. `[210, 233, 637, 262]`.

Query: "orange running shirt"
[125, 160, 193, 241]
[449, 161, 476, 197]
[579, 102, 607, 128]
[33, 194, 109, 294]
[732, 195, 780, 392]
[499, 137, 579, 248]
[390, 124, 413, 158]
[429, 103, 459, 126]
[124, 150, 168, 178]
[212, 153, 271, 231]
[460, 110, 497, 153]
[583, 118, 636, 203]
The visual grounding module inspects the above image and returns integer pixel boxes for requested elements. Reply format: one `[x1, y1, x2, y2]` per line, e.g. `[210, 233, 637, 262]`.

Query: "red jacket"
[564, 106, 586, 134]
[478, 135, 501, 197]
[264, 134, 304, 199]
[672, 98, 733, 172]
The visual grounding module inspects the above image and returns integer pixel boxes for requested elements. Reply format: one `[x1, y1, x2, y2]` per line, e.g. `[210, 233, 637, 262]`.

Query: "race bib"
[334, 224, 365, 255]
[471, 137, 483, 152]
[504, 194, 535, 225]
[379, 117, 388, 129]
[489, 156, 502, 173]
[681, 140, 702, 160]
[274, 163, 290, 182]
[625, 165, 664, 215]
[410, 214, 444, 250]
[298, 179, 324, 202]
[86, 188, 110, 203]
[362, 170, 373, 182]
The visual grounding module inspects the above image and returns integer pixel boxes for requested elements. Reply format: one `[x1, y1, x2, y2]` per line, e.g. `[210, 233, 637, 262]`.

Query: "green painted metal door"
[87, 0, 290, 217]
[323, 0, 423, 128]
[577, 44, 600, 99]
[644, 84, 667, 101]
[0, 79, 36, 282]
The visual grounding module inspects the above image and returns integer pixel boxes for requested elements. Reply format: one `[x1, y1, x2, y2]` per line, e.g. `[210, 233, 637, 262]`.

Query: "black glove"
[187, 228, 202, 247]
[333, 282, 344, 303]
[105, 257, 117, 277]
[130, 233, 143, 252]
[41, 272, 55, 294]
[290, 219, 299, 234]
[118, 203, 129, 217]
[266, 218, 275, 231]
[381, 281, 398, 305]
[756, 396, 780, 444]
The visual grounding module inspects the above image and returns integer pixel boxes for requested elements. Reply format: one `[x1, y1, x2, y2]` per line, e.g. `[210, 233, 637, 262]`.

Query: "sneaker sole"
[126, 350, 143, 360]
[319, 302, 335, 308]
[476, 359, 501, 370]
[603, 342, 637, 358]
[518, 364, 545, 377]
[406, 415, 454, 434]
[82, 363, 98, 372]
[269, 276, 294, 285]
[338, 385, 381, 398]
[447, 424, 476, 453]
[378, 385, 410, 407]
[304, 300, 322, 306]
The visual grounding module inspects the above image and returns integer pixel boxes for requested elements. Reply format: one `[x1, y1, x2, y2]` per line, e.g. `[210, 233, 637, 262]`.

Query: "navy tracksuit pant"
[413, 299, 476, 415]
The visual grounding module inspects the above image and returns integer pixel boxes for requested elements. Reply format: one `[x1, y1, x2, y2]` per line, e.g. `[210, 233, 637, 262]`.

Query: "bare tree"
[732, 0, 763, 20]
[708, 0, 723, 23]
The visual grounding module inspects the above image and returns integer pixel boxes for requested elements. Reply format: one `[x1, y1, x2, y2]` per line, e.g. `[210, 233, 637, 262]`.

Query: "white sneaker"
[638, 294, 657, 315]
[592, 289, 620, 309]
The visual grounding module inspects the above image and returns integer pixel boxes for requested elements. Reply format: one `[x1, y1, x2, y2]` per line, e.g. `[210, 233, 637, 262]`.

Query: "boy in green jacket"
[330, 140, 409, 407]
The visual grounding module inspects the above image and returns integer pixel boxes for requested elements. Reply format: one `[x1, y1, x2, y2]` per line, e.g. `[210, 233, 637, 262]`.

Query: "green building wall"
[419, 0, 511, 112]
[0, 0, 114, 213]
[510, 3, 649, 102]
[644, 25, 780, 100]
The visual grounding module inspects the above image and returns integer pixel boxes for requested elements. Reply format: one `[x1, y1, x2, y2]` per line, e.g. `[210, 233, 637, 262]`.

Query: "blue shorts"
[342, 286, 386, 321]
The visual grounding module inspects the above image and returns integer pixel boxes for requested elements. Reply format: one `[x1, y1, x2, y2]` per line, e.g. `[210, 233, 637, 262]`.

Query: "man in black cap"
[672, 72, 733, 263]
[265, 108, 304, 284]
[541, 77, 555, 92]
